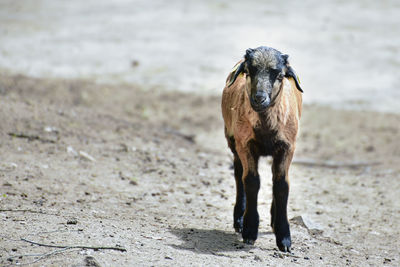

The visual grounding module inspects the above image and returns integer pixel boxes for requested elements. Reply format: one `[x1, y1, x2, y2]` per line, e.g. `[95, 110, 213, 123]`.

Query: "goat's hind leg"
[227, 136, 245, 233]
[233, 153, 245, 233]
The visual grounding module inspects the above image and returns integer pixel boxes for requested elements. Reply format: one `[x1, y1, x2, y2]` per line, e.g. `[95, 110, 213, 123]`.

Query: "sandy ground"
[0, 74, 399, 266]
[1, 0, 400, 266]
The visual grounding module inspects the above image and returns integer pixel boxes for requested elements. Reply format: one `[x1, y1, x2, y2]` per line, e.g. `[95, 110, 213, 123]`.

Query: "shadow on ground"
[169, 228, 249, 254]
[169, 227, 275, 255]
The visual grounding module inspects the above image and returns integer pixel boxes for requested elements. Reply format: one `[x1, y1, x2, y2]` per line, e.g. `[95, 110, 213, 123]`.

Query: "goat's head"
[228, 46, 303, 112]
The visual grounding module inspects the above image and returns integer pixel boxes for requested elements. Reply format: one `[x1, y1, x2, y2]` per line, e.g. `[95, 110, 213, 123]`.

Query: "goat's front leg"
[237, 145, 260, 244]
[271, 148, 294, 252]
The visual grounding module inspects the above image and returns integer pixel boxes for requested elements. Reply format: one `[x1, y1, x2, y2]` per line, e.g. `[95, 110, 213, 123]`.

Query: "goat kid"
[221, 46, 303, 252]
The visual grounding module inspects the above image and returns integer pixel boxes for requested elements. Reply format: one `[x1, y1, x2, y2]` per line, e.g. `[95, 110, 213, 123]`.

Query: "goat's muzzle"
[250, 91, 270, 112]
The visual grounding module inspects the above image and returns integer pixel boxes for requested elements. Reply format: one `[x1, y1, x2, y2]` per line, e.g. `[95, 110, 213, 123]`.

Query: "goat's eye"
[276, 73, 284, 81]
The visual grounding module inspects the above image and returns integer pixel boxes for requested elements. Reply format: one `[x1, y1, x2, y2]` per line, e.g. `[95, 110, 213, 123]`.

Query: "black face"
[227, 46, 303, 111]
[243, 47, 287, 112]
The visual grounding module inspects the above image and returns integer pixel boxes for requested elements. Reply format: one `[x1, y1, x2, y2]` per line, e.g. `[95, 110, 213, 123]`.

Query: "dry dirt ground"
[0, 74, 399, 266]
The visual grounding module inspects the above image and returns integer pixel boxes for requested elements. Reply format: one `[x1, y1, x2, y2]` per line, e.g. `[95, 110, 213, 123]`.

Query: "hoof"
[242, 227, 258, 244]
[243, 238, 255, 245]
[242, 211, 259, 244]
[234, 218, 243, 233]
[277, 237, 291, 252]
[278, 245, 291, 253]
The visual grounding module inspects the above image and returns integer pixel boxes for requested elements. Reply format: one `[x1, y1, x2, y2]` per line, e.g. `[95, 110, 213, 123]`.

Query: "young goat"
[221, 46, 303, 252]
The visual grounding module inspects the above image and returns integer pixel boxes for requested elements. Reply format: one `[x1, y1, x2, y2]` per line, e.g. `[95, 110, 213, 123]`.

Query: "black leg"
[271, 149, 293, 252]
[227, 136, 246, 233]
[230, 139, 260, 244]
[242, 171, 260, 244]
[233, 154, 245, 233]
[272, 177, 291, 252]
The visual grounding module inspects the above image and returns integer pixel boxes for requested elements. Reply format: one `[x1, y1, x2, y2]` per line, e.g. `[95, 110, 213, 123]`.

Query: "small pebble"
[254, 255, 262, 262]
[79, 151, 96, 162]
[67, 218, 78, 225]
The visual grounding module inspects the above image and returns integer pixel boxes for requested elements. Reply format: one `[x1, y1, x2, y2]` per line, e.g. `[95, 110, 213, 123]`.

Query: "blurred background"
[1, 0, 399, 112]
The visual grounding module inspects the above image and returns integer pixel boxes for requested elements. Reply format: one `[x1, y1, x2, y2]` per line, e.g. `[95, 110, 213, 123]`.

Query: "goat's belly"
[252, 139, 274, 156]
[253, 129, 291, 156]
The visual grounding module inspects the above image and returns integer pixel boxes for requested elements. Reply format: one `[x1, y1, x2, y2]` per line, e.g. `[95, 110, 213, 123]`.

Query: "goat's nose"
[254, 91, 268, 104]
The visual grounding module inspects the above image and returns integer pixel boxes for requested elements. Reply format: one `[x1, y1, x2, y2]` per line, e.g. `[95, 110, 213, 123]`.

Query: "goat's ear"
[227, 61, 245, 87]
[283, 55, 303, 93]
[245, 48, 255, 60]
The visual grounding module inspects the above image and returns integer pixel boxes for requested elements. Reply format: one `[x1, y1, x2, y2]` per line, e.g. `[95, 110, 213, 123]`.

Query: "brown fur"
[222, 61, 302, 145]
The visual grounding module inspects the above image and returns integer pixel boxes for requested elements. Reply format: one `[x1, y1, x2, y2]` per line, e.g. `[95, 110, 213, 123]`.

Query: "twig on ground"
[210, 251, 231, 258]
[20, 238, 127, 252]
[8, 132, 56, 143]
[292, 158, 381, 169]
